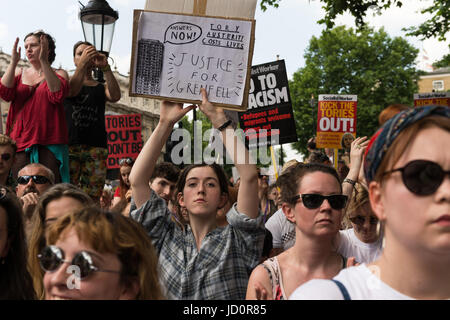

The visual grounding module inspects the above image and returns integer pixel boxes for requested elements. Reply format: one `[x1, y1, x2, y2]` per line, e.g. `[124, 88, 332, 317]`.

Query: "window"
[432, 80, 444, 91]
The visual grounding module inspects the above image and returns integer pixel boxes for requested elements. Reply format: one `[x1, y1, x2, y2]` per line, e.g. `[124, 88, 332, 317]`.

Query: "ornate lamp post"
[79, 0, 119, 82]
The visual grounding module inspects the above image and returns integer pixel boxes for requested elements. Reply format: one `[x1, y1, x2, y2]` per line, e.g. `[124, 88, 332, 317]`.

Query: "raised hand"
[159, 100, 196, 126]
[93, 51, 108, 68]
[11, 37, 21, 66]
[197, 88, 226, 128]
[80, 45, 98, 69]
[38, 35, 49, 64]
[349, 136, 369, 167]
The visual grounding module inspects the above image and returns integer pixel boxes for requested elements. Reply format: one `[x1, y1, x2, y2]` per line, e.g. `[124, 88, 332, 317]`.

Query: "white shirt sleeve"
[265, 208, 284, 248]
[289, 279, 346, 300]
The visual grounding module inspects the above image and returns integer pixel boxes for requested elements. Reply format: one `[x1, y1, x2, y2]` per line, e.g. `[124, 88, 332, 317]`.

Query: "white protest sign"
[130, 10, 255, 110]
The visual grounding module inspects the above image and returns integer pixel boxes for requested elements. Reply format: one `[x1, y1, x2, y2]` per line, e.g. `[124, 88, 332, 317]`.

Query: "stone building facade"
[417, 67, 450, 93]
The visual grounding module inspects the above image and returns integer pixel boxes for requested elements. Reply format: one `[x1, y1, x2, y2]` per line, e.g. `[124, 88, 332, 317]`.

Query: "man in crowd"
[16, 163, 55, 239]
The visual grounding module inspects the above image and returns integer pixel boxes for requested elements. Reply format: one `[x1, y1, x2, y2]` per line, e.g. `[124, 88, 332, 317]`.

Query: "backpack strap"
[331, 279, 351, 300]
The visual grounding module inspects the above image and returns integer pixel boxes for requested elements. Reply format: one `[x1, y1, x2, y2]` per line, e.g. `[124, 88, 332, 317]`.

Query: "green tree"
[260, 0, 449, 42]
[432, 53, 450, 69]
[289, 26, 420, 156]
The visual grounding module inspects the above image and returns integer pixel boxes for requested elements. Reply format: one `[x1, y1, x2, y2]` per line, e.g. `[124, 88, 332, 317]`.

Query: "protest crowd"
[0, 27, 449, 302]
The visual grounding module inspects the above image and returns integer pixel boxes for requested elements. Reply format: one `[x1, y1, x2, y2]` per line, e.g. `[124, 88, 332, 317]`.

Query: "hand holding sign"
[160, 100, 196, 126]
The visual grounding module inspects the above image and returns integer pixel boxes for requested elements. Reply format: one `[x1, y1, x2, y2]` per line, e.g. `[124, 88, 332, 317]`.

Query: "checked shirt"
[131, 191, 265, 300]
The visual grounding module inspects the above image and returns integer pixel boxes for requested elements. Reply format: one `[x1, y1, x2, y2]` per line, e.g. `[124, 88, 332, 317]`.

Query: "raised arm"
[39, 35, 68, 91]
[342, 136, 368, 201]
[197, 88, 259, 219]
[1, 37, 21, 88]
[130, 101, 195, 209]
[67, 45, 97, 97]
[95, 53, 121, 102]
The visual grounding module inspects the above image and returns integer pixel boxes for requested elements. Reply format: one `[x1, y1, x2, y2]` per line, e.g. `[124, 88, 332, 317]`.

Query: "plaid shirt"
[131, 191, 265, 300]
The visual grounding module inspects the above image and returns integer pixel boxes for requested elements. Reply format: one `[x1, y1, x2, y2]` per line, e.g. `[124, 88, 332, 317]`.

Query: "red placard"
[316, 94, 357, 150]
[105, 114, 143, 169]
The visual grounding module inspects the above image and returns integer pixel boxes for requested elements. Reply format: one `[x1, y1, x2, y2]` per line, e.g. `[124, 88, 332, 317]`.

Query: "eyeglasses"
[383, 160, 450, 196]
[292, 194, 348, 210]
[17, 175, 50, 185]
[38, 246, 120, 279]
[0, 153, 12, 161]
[349, 215, 378, 226]
[119, 157, 134, 166]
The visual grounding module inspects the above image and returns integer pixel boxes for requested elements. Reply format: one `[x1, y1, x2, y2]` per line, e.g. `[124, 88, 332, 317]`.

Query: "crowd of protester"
[0, 31, 448, 300]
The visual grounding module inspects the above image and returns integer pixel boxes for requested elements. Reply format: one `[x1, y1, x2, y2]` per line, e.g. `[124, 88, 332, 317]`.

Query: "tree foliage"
[289, 26, 420, 156]
[259, 0, 449, 42]
[432, 53, 450, 69]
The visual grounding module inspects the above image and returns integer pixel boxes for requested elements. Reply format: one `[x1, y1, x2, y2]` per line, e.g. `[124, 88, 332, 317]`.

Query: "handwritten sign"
[129, 10, 255, 110]
[238, 60, 297, 148]
[105, 114, 143, 169]
[316, 94, 357, 150]
[414, 92, 450, 107]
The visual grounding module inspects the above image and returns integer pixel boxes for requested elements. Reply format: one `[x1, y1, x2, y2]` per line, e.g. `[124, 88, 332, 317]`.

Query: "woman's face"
[343, 134, 354, 149]
[24, 35, 41, 63]
[372, 126, 450, 254]
[74, 43, 94, 68]
[120, 166, 132, 187]
[291, 171, 343, 237]
[45, 196, 84, 228]
[349, 202, 379, 243]
[43, 228, 131, 300]
[0, 207, 8, 259]
[179, 166, 225, 217]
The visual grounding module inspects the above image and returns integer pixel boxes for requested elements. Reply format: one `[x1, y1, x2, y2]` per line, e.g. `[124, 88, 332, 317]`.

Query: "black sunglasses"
[38, 245, 120, 279]
[349, 215, 378, 226]
[383, 160, 450, 196]
[292, 194, 348, 210]
[17, 175, 50, 185]
[119, 157, 134, 166]
[0, 153, 12, 161]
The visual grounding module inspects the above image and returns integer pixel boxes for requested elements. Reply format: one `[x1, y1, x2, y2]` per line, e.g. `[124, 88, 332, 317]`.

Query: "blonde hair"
[46, 207, 164, 300]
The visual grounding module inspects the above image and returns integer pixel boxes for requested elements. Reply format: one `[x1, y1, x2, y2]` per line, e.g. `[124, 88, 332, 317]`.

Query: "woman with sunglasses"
[40, 206, 164, 300]
[0, 31, 70, 183]
[246, 163, 349, 300]
[290, 105, 450, 300]
[27, 183, 94, 299]
[130, 88, 265, 300]
[0, 186, 36, 299]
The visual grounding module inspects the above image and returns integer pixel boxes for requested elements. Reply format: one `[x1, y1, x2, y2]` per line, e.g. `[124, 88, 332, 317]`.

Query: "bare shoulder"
[55, 68, 69, 80]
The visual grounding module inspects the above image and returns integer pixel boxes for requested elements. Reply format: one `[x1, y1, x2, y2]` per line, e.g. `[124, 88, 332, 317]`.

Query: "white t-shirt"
[289, 264, 414, 300]
[337, 228, 382, 264]
[265, 208, 295, 250]
[265, 210, 381, 263]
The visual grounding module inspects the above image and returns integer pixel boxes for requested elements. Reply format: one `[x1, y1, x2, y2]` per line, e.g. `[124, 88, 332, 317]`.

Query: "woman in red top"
[0, 31, 69, 183]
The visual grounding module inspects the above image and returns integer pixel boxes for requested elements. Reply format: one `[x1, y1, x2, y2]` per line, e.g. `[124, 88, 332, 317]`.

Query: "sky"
[0, 0, 448, 161]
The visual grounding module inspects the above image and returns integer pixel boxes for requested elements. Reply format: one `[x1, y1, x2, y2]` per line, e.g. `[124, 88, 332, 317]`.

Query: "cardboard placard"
[129, 10, 255, 110]
[238, 60, 297, 148]
[316, 94, 357, 150]
[413, 92, 450, 107]
[105, 114, 143, 169]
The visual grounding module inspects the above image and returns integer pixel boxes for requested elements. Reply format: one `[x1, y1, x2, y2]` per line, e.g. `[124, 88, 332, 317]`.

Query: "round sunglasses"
[291, 194, 348, 210]
[383, 160, 449, 196]
[38, 245, 120, 279]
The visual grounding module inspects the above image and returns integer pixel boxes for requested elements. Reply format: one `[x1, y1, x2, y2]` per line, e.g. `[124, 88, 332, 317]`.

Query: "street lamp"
[79, 0, 119, 82]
